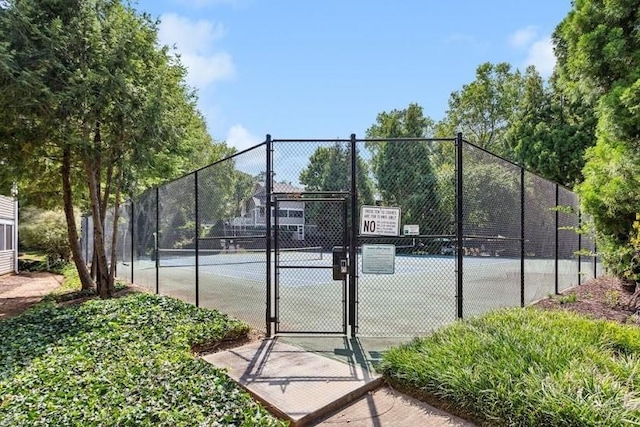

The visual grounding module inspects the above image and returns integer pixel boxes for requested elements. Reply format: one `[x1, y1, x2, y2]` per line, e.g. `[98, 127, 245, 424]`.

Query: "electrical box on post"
[332, 246, 348, 280]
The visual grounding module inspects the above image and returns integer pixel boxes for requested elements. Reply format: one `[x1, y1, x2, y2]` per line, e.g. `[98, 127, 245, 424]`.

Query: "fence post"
[195, 172, 200, 307]
[456, 132, 464, 319]
[578, 209, 582, 285]
[265, 135, 273, 338]
[349, 133, 358, 337]
[594, 241, 598, 278]
[555, 184, 559, 295]
[131, 201, 134, 284]
[520, 167, 525, 307]
[155, 186, 159, 295]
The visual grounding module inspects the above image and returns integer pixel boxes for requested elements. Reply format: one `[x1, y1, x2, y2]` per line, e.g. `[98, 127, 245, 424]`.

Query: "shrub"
[19, 207, 75, 264]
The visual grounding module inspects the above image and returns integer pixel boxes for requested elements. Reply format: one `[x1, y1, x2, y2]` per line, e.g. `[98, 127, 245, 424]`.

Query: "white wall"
[0, 195, 17, 275]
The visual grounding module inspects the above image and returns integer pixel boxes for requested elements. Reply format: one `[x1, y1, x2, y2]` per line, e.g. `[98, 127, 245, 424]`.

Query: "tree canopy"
[556, 0, 640, 280]
[366, 103, 446, 236]
[0, 0, 225, 296]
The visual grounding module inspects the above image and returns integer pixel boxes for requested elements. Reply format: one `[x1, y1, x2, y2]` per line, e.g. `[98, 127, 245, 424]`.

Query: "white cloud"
[158, 13, 235, 89]
[180, 52, 235, 88]
[226, 125, 262, 152]
[159, 14, 226, 52]
[509, 26, 538, 49]
[525, 37, 556, 77]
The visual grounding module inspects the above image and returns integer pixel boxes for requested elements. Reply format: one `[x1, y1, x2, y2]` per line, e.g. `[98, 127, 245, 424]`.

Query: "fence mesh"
[132, 189, 157, 291]
[157, 173, 196, 304]
[580, 214, 596, 284]
[197, 144, 267, 331]
[357, 139, 457, 336]
[558, 187, 580, 292]
[462, 143, 521, 317]
[116, 202, 132, 283]
[81, 135, 599, 337]
[524, 172, 557, 303]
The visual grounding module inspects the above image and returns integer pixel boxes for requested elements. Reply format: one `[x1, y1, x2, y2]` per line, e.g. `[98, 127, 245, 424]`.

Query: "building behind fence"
[0, 195, 18, 275]
[82, 134, 601, 337]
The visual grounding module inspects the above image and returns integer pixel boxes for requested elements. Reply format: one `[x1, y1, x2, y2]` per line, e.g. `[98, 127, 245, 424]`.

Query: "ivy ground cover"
[0, 293, 285, 426]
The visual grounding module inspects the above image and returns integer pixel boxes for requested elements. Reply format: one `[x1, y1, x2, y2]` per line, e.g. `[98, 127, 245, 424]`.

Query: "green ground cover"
[0, 292, 286, 426]
[381, 308, 640, 426]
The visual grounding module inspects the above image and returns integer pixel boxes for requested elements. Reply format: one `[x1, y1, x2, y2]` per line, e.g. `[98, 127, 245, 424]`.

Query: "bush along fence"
[82, 134, 600, 337]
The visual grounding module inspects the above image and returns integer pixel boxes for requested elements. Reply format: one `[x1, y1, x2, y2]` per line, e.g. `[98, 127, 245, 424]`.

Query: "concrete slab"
[202, 339, 383, 426]
[314, 386, 476, 426]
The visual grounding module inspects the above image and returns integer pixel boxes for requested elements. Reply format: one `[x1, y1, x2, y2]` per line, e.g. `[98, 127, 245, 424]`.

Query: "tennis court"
[101, 136, 601, 338]
[119, 250, 591, 336]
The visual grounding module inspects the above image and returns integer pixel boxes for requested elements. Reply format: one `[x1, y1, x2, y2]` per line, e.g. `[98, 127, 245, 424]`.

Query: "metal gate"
[273, 193, 349, 334]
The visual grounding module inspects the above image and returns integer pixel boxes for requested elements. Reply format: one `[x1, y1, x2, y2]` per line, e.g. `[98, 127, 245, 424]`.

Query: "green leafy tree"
[554, 0, 640, 282]
[0, 0, 220, 296]
[507, 67, 596, 187]
[366, 103, 446, 236]
[436, 62, 526, 158]
[299, 143, 373, 237]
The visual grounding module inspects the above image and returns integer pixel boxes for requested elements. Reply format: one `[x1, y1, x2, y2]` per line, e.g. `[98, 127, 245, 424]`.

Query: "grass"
[380, 308, 640, 426]
[0, 291, 286, 426]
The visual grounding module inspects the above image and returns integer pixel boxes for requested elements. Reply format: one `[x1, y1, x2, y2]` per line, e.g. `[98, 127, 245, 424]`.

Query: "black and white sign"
[360, 205, 401, 236]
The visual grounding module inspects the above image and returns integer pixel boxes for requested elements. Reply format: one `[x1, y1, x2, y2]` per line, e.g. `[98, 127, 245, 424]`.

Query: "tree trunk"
[62, 146, 94, 291]
[84, 158, 111, 299]
[107, 169, 123, 297]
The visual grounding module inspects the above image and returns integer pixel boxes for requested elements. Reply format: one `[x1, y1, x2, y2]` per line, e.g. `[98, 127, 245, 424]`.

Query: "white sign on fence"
[361, 244, 396, 274]
[360, 205, 401, 236]
[403, 224, 420, 236]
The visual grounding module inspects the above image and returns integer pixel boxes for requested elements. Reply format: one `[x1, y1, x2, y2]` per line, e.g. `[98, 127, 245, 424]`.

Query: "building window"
[0, 225, 5, 251]
[288, 210, 303, 218]
[259, 207, 265, 217]
[5, 225, 12, 251]
[277, 209, 288, 217]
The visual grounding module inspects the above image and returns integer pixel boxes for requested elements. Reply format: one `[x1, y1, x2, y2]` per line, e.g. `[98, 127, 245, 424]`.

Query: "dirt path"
[0, 272, 64, 319]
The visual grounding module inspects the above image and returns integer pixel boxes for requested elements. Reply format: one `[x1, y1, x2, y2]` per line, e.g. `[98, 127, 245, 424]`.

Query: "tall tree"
[436, 62, 526, 159]
[0, 0, 219, 296]
[366, 103, 445, 236]
[555, 0, 640, 281]
[507, 66, 596, 187]
[299, 143, 373, 237]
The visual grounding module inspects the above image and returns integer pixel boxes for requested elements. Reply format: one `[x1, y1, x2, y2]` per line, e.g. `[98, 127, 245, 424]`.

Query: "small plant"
[626, 314, 639, 325]
[558, 293, 578, 304]
[603, 290, 621, 308]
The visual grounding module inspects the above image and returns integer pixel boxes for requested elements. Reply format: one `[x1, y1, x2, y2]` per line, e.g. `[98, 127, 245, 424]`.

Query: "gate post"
[266, 135, 273, 337]
[131, 201, 134, 284]
[456, 132, 464, 319]
[555, 184, 559, 295]
[155, 186, 159, 295]
[349, 133, 358, 337]
[195, 171, 200, 307]
[578, 209, 582, 285]
[520, 167, 525, 307]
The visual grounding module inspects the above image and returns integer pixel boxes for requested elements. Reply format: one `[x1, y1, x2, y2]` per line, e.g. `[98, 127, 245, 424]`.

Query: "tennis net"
[157, 246, 323, 267]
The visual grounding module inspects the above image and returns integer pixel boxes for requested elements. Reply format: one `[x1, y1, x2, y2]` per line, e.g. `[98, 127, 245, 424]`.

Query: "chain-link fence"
[82, 135, 600, 337]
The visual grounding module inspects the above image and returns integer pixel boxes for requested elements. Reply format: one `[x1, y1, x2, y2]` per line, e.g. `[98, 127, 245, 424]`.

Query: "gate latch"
[332, 246, 348, 280]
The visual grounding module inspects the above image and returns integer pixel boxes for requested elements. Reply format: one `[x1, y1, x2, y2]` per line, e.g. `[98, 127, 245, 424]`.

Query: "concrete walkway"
[0, 272, 63, 318]
[202, 337, 475, 427]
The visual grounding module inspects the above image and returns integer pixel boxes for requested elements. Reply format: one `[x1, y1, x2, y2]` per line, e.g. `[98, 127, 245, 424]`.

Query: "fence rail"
[82, 134, 601, 337]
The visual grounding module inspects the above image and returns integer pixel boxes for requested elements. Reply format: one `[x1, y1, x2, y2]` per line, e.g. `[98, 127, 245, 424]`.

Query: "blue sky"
[134, 0, 572, 152]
